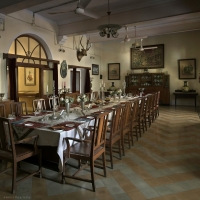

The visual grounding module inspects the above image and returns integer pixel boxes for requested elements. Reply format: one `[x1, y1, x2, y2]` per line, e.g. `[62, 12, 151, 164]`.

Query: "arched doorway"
[4, 34, 59, 112]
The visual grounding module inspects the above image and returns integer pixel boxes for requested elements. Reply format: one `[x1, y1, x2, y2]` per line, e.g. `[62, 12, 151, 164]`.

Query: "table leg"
[175, 97, 177, 107]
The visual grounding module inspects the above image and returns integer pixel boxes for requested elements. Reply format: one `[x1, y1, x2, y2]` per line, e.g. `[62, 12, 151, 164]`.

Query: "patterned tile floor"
[1, 106, 200, 200]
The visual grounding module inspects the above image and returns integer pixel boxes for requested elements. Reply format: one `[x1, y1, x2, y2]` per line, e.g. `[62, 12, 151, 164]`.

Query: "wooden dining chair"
[155, 91, 160, 119]
[144, 94, 153, 129]
[91, 91, 99, 100]
[106, 105, 124, 169]
[137, 97, 146, 137]
[48, 96, 60, 109]
[32, 99, 46, 111]
[62, 112, 109, 192]
[130, 98, 140, 143]
[149, 92, 157, 123]
[0, 104, 6, 117]
[121, 101, 132, 156]
[10, 102, 28, 116]
[0, 117, 42, 194]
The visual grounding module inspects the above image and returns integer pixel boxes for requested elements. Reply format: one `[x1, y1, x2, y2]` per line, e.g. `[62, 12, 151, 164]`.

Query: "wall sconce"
[58, 47, 65, 53]
[48, 61, 54, 68]
[31, 13, 36, 26]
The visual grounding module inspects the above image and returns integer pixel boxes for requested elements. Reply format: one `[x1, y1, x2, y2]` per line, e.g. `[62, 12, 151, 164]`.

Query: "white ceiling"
[1, 0, 200, 43]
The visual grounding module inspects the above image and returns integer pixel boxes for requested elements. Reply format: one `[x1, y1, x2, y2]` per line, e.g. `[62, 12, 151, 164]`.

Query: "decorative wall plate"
[60, 60, 67, 78]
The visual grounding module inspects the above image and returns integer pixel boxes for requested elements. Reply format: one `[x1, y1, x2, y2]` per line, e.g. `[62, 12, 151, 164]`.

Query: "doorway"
[70, 71, 80, 93]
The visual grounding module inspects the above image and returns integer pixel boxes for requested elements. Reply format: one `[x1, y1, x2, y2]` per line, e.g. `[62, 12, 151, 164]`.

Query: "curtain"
[72, 68, 76, 93]
[85, 69, 90, 93]
[8, 58, 17, 101]
[53, 63, 58, 96]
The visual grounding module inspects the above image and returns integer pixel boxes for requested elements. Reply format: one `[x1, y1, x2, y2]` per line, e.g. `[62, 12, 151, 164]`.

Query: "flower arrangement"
[77, 94, 88, 102]
[109, 88, 122, 96]
[60, 96, 74, 104]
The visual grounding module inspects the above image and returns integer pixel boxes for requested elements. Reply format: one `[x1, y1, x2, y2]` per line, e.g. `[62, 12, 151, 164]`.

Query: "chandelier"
[97, 0, 122, 38]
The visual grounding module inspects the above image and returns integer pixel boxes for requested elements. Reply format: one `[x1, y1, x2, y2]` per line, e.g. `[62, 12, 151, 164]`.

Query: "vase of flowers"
[60, 96, 74, 114]
[77, 94, 88, 110]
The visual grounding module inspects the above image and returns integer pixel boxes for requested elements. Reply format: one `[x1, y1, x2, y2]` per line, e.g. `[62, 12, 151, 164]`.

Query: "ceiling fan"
[48, 0, 100, 19]
[131, 26, 157, 51]
[121, 26, 130, 43]
[137, 38, 157, 51]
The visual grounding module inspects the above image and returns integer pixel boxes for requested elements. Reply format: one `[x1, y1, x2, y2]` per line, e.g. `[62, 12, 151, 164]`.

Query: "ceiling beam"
[0, 0, 52, 14]
[58, 0, 200, 36]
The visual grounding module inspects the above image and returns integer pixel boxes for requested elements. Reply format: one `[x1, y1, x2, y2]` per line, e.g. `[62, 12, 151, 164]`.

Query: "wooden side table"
[173, 92, 198, 107]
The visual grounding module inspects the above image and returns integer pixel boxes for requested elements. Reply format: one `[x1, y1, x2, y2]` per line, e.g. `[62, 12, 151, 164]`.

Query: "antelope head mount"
[77, 35, 91, 62]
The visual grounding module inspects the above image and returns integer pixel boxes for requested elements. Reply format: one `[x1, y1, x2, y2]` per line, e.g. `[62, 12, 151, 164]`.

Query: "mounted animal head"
[77, 35, 91, 61]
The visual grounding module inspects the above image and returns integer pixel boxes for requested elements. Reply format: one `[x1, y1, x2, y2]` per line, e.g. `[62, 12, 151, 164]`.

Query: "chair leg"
[110, 145, 113, 169]
[118, 140, 122, 160]
[102, 152, 106, 177]
[12, 162, 17, 194]
[128, 132, 131, 149]
[90, 160, 95, 192]
[148, 114, 151, 127]
[144, 117, 147, 131]
[62, 157, 66, 184]
[38, 150, 42, 178]
[121, 135, 125, 156]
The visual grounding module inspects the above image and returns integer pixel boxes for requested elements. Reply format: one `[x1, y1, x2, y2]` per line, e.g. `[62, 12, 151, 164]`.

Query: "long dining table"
[10, 96, 137, 171]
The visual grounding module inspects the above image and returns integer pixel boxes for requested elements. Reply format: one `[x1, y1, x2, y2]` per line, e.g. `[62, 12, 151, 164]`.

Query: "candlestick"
[47, 85, 48, 93]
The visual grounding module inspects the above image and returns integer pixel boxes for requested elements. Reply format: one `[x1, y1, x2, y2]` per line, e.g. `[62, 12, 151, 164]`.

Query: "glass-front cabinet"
[125, 73, 170, 105]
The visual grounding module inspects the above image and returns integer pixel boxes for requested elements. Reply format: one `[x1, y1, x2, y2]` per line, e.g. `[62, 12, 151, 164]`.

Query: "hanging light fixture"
[97, 0, 122, 38]
[31, 13, 36, 26]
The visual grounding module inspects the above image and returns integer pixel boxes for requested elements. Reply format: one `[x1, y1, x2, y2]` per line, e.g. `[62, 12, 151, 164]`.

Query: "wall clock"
[60, 60, 67, 78]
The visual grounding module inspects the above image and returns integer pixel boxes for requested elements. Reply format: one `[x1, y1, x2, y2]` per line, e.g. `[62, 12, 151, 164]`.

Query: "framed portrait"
[108, 63, 120, 80]
[60, 60, 68, 78]
[178, 59, 196, 79]
[131, 44, 164, 69]
[92, 64, 99, 75]
[25, 67, 36, 86]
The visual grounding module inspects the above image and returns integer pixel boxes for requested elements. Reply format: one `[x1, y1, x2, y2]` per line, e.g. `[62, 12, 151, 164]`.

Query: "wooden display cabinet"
[125, 73, 170, 105]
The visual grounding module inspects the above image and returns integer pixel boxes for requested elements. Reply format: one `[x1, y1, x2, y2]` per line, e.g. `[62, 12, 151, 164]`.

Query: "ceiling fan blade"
[48, 11, 67, 15]
[78, 0, 92, 9]
[144, 47, 158, 50]
[75, 8, 100, 19]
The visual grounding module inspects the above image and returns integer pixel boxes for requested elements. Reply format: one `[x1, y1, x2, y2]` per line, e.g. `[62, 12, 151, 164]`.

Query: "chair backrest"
[139, 97, 145, 117]
[153, 92, 158, 107]
[10, 102, 28, 116]
[0, 117, 16, 157]
[88, 112, 109, 156]
[48, 96, 59, 109]
[156, 91, 160, 105]
[85, 92, 92, 101]
[110, 106, 124, 138]
[131, 98, 140, 121]
[0, 104, 6, 117]
[92, 91, 99, 100]
[122, 102, 132, 129]
[33, 99, 46, 111]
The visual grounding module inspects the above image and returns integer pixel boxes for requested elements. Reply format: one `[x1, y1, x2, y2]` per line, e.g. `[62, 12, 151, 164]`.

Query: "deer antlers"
[77, 35, 91, 61]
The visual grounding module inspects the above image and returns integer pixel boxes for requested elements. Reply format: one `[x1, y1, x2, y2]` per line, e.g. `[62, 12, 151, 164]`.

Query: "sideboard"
[125, 73, 170, 105]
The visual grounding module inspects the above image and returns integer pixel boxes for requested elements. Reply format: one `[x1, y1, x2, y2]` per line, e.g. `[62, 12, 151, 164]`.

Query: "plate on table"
[50, 125, 64, 130]
[87, 116, 94, 119]
[8, 117, 16, 120]
[65, 124, 74, 127]
[25, 123, 33, 126]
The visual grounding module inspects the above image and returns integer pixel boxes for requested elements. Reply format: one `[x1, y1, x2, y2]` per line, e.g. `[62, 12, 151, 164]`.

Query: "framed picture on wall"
[92, 64, 99, 75]
[178, 58, 196, 79]
[131, 44, 164, 69]
[25, 67, 36, 85]
[108, 63, 120, 80]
